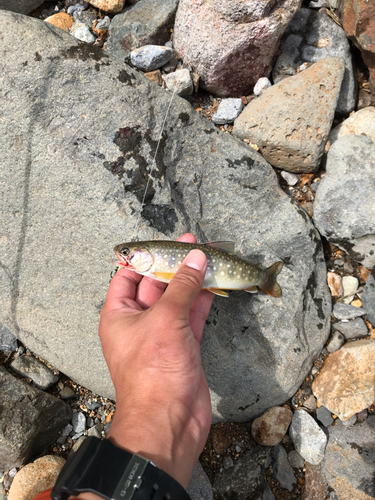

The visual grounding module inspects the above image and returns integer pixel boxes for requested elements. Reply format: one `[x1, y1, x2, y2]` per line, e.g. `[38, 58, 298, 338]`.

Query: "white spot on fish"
[213, 259, 216, 263]
[164, 255, 168, 259]
[178, 254, 181, 258]
[240, 267, 242, 271]
[229, 270, 232, 274]
[227, 264, 230, 267]
[214, 267, 217, 271]
[237, 275, 240, 279]
[178, 261, 181, 265]
[221, 271, 225, 276]
[220, 263, 223, 266]
[172, 256, 176, 260]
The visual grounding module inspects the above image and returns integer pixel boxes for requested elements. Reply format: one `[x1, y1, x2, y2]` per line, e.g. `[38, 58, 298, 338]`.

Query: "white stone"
[163, 69, 193, 96]
[289, 409, 327, 465]
[281, 171, 299, 186]
[131, 45, 173, 72]
[72, 25, 95, 44]
[340, 276, 359, 304]
[253, 77, 272, 96]
[212, 98, 244, 125]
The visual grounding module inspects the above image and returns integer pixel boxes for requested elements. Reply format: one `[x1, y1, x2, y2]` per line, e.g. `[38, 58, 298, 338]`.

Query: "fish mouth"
[115, 252, 130, 268]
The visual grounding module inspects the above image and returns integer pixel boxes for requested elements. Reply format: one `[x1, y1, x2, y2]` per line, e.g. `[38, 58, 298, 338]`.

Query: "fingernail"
[185, 250, 207, 271]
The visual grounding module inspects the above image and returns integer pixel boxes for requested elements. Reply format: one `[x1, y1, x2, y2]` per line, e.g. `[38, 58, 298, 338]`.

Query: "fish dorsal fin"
[205, 241, 235, 253]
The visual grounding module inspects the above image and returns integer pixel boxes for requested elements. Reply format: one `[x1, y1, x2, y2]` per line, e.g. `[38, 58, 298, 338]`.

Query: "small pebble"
[86, 402, 101, 411]
[212, 98, 243, 125]
[332, 318, 368, 339]
[253, 77, 272, 96]
[88, 424, 103, 438]
[163, 69, 193, 96]
[62, 423, 73, 437]
[281, 171, 298, 186]
[57, 381, 64, 391]
[104, 421, 112, 434]
[340, 276, 359, 304]
[17, 346, 25, 355]
[334, 259, 344, 267]
[343, 261, 354, 274]
[72, 412, 86, 434]
[56, 436, 66, 445]
[67, 3, 86, 15]
[333, 303, 366, 321]
[288, 450, 304, 469]
[303, 395, 317, 411]
[326, 331, 345, 353]
[273, 445, 297, 492]
[327, 272, 343, 298]
[59, 386, 75, 399]
[8, 468, 17, 478]
[316, 406, 333, 427]
[95, 16, 110, 30]
[71, 25, 96, 44]
[131, 45, 173, 72]
[356, 409, 368, 422]
[222, 455, 233, 469]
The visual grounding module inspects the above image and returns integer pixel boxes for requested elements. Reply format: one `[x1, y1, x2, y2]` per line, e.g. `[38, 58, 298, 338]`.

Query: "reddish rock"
[144, 69, 163, 86]
[302, 463, 326, 500]
[251, 406, 292, 446]
[44, 13, 74, 31]
[173, 0, 302, 97]
[327, 272, 343, 298]
[87, 0, 125, 13]
[339, 0, 375, 93]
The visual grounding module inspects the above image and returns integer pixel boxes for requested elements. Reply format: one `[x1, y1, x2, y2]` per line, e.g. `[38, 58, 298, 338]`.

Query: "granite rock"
[0, 10, 331, 422]
[312, 339, 375, 420]
[173, 0, 301, 97]
[233, 58, 345, 173]
[0, 366, 71, 470]
[314, 135, 375, 268]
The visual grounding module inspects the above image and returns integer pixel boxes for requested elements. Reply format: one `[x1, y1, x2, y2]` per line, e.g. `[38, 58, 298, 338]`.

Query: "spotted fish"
[114, 240, 283, 297]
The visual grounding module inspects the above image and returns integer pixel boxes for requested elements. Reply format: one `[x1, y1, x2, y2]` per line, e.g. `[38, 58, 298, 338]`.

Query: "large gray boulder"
[314, 135, 375, 268]
[0, 0, 44, 15]
[0, 11, 331, 422]
[0, 366, 72, 470]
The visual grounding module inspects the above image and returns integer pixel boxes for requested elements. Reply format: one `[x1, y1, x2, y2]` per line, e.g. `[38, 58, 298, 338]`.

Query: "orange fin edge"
[153, 272, 175, 281]
[245, 286, 258, 293]
[203, 288, 229, 297]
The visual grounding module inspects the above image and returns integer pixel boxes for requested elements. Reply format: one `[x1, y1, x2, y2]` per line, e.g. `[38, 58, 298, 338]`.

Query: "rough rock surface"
[289, 409, 327, 465]
[302, 463, 327, 500]
[251, 406, 292, 446]
[233, 58, 345, 173]
[339, 0, 375, 93]
[107, 0, 179, 61]
[314, 135, 375, 268]
[0, 0, 44, 14]
[333, 303, 367, 320]
[173, 0, 302, 97]
[187, 461, 213, 500]
[362, 267, 375, 327]
[279, 8, 356, 114]
[212, 446, 271, 499]
[328, 107, 375, 145]
[10, 354, 58, 390]
[0, 366, 72, 470]
[321, 417, 375, 499]
[312, 339, 375, 420]
[0, 11, 331, 422]
[332, 318, 368, 339]
[8, 455, 65, 500]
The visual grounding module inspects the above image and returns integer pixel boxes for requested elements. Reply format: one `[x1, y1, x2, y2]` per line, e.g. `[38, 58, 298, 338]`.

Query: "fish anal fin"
[153, 272, 175, 282]
[204, 287, 229, 297]
[259, 261, 283, 297]
[245, 286, 258, 293]
[205, 241, 235, 254]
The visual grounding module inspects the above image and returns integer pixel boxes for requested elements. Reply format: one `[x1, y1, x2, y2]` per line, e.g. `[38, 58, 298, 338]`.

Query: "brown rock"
[211, 426, 232, 455]
[302, 463, 326, 500]
[233, 58, 345, 173]
[360, 265, 371, 283]
[173, 0, 301, 97]
[339, 0, 375, 93]
[144, 70, 163, 86]
[327, 272, 343, 298]
[312, 339, 375, 420]
[251, 406, 292, 446]
[87, 0, 125, 13]
[44, 13, 74, 31]
[8, 455, 65, 500]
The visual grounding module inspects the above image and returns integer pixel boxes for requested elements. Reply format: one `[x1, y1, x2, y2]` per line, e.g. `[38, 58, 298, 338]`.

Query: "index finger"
[103, 267, 142, 310]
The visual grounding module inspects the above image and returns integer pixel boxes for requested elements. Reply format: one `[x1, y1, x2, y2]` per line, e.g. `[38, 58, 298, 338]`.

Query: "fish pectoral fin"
[152, 272, 175, 282]
[204, 288, 229, 297]
[244, 286, 258, 293]
[205, 241, 235, 254]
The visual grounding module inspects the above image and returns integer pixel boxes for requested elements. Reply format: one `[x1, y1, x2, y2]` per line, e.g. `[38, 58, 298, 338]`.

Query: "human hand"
[98, 233, 214, 489]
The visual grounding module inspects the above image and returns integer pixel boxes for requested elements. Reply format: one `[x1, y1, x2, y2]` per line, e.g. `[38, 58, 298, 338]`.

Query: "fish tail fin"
[259, 262, 283, 297]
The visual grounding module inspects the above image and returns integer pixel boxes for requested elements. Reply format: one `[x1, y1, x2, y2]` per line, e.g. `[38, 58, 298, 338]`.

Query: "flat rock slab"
[0, 366, 72, 470]
[233, 58, 345, 173]
[0, 11, 331, 422]
[279, 8, 356, 114]
[321, 417, 375, 499]
[173, 0, 301, 97]
[107, 0, 178, 61]
[314, 135, 375, 268]
[312, 339, 375, 420]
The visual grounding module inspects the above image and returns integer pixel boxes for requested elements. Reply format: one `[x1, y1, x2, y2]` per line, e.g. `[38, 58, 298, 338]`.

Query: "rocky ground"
[1, 0, 375, 499]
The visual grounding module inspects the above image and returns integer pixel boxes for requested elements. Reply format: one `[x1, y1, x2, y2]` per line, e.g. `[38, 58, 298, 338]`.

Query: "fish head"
[114, 243, 154, 273]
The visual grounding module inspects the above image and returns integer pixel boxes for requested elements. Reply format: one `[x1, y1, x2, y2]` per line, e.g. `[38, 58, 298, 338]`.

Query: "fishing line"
[133, 89, 176, 239]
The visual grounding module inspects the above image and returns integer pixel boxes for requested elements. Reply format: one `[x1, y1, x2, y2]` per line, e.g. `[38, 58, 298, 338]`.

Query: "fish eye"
[121, 247, 130, 256]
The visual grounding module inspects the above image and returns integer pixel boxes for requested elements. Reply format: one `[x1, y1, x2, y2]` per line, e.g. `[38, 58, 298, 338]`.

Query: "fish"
[114, 240, 283, 298]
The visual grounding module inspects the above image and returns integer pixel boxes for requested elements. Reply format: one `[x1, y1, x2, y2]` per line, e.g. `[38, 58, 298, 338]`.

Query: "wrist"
[107, 400, 208, 489]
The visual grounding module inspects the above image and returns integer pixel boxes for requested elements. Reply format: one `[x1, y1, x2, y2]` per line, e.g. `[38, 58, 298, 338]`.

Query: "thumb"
[160, 250, 207, 319]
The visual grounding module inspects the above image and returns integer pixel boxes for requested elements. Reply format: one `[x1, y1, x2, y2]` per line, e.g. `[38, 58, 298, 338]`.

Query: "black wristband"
[51, 436, 191, 500]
